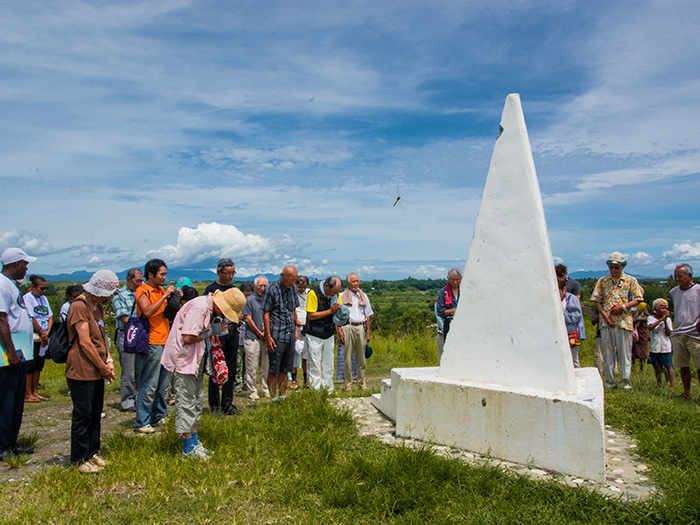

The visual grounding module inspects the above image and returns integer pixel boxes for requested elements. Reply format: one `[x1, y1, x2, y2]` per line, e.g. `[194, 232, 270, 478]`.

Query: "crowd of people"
[433, 252, 700, 396]
[0, 250, 374, 470]
[2, 246, 700, 472]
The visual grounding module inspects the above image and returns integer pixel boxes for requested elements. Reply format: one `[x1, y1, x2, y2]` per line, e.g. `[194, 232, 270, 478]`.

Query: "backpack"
[124, 299, 150, 355]
[46, 298, 86, 364]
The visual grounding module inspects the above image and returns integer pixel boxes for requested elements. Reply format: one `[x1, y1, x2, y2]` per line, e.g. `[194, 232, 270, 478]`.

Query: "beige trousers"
[342, 324, 367, 388]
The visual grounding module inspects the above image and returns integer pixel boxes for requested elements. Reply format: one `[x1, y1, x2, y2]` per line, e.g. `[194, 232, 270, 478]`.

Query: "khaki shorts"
[672, 335, 700, 369]
[168, 358, 205, 435]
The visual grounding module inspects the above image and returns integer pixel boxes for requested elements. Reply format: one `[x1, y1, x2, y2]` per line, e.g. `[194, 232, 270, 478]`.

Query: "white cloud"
[358, 266, 377, 276]
[662, 243, 700, 260]
[199, 145, 353, 171]
[626, 251, 654, 266]
[0, 229, 57, 256]
[411, 264, 447, 279]
[147, 222, 292, 266]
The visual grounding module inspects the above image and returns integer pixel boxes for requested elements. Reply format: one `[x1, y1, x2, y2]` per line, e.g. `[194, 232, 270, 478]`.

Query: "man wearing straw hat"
[591, 251, 644, 391]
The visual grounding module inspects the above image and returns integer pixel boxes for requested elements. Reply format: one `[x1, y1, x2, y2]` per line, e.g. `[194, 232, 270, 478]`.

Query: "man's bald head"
[279, 265, 298, 289]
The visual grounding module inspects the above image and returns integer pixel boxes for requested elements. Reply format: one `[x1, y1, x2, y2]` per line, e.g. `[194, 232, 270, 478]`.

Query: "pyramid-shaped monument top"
[438, 94, 576, 394]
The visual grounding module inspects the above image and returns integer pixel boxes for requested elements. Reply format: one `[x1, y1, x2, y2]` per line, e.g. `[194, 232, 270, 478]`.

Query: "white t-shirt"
[24, 291, 53, 331]
[670, 283, 700, 339]
[0, 274, 33, 335]
[648, 315, 673, 354]
[296, 288, 309, 325]
[60, 301, 71, 322]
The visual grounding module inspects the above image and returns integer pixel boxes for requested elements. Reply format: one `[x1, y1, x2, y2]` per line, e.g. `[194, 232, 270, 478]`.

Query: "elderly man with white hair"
[591, 252, 644, 391]
[339, 273, 373, 391]
[670, 263, 700, 399]
[241, 276, 270, 400]
[305, 276, 343, 392]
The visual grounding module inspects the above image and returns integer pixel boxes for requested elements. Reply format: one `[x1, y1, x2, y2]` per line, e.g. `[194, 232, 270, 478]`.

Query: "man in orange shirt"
[133, 259, 176, 433]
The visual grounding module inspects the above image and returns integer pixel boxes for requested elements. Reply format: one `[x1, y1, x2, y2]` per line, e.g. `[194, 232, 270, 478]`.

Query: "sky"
[1, 0, 700, 281]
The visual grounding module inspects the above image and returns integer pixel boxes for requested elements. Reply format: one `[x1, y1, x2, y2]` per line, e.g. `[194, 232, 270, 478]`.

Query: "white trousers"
[601, 326, 632, 389]
[306, 334, 335, 392]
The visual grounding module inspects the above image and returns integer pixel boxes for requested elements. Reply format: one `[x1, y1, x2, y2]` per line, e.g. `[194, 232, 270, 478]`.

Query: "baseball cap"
[0, 247, 37, 265]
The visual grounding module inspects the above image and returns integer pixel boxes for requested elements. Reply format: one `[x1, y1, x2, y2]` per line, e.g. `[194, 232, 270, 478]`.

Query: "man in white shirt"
[0, 248, 37, 459]
[670, 263, 700, 399]
[339, 273, 373, 392]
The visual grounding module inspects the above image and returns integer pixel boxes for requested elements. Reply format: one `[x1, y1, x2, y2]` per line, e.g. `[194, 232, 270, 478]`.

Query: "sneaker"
[90, 454, 109, 467]
[343, 387, 352, 392]
[198, 441, 214, 456]
[135, 424, 156, 434]
[249, 392, 260, 400]
[154, 417, 167, 426]
[184, 442, 211, 460]
[622, 384, 632, 392]
[290, 381, 298, 390]
[233, 386, 243, 393]
[12, 445, 34, 455]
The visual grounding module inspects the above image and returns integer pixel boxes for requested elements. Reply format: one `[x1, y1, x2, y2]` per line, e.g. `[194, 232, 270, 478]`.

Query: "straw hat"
[212, 288, 246, 322]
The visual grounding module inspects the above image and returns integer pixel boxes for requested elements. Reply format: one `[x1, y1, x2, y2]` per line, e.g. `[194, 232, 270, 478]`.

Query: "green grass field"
[3, 283, 700, 523]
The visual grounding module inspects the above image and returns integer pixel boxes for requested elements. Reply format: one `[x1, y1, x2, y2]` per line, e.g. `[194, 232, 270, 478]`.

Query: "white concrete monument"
[373, 94, 605, 480]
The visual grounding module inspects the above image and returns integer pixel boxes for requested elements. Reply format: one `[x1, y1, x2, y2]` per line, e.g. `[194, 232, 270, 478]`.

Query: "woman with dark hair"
[60, 284, 84, 322]
[65, 270, 119, 473]
[23, 275, 52, 402]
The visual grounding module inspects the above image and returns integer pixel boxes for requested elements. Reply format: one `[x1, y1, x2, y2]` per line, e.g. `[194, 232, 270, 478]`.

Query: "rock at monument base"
[372, 366, 605, 481]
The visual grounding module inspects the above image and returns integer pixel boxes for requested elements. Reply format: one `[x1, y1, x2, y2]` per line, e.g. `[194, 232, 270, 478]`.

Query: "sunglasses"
[39, 287, 48, 291]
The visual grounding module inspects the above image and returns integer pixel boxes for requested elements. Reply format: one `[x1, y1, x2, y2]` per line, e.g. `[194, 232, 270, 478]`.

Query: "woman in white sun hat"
[65, 270, 119, 473]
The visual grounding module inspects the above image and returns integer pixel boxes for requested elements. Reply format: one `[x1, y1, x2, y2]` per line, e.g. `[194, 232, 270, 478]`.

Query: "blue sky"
[1, 0, 699, 280]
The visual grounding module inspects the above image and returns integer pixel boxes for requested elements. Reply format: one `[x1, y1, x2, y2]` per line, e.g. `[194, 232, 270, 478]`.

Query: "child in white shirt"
[647, 298, 674, 389]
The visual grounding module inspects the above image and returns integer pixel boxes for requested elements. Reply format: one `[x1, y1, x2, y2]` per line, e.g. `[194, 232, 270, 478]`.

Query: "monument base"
[371, 367, 605, 481]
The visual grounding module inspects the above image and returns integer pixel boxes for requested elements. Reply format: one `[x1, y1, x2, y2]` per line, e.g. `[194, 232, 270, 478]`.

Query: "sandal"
[677, 393, 692, 399]
[25, 398, 41, 403]
[77, 462, 101, 474]
[37, 396, 50, 401]
[90, 454, 109, 467]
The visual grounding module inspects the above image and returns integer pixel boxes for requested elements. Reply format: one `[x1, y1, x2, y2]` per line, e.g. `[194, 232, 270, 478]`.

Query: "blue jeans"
[134, 344, 169, 428]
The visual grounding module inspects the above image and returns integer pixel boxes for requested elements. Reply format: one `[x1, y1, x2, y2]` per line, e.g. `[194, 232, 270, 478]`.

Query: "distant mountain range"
[43, 268, 293, 284]
[43, 267, 667, 283]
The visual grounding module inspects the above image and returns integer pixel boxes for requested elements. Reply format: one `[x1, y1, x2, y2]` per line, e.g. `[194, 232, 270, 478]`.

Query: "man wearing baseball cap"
[0, 247, 37, 459]
[591, 251, 644, 391]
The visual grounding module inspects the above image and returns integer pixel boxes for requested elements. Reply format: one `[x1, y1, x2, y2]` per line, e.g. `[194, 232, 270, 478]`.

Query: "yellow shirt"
[306, 288, 341, 313]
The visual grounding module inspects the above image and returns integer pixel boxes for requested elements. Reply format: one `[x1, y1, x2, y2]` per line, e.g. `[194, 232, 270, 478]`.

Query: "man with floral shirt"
[591, 252, 644, 391]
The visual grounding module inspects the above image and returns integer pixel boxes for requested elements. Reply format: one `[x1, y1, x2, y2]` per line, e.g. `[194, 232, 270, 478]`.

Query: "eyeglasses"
[608, 265, 622, 270]
[221, 270, 236, 277]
